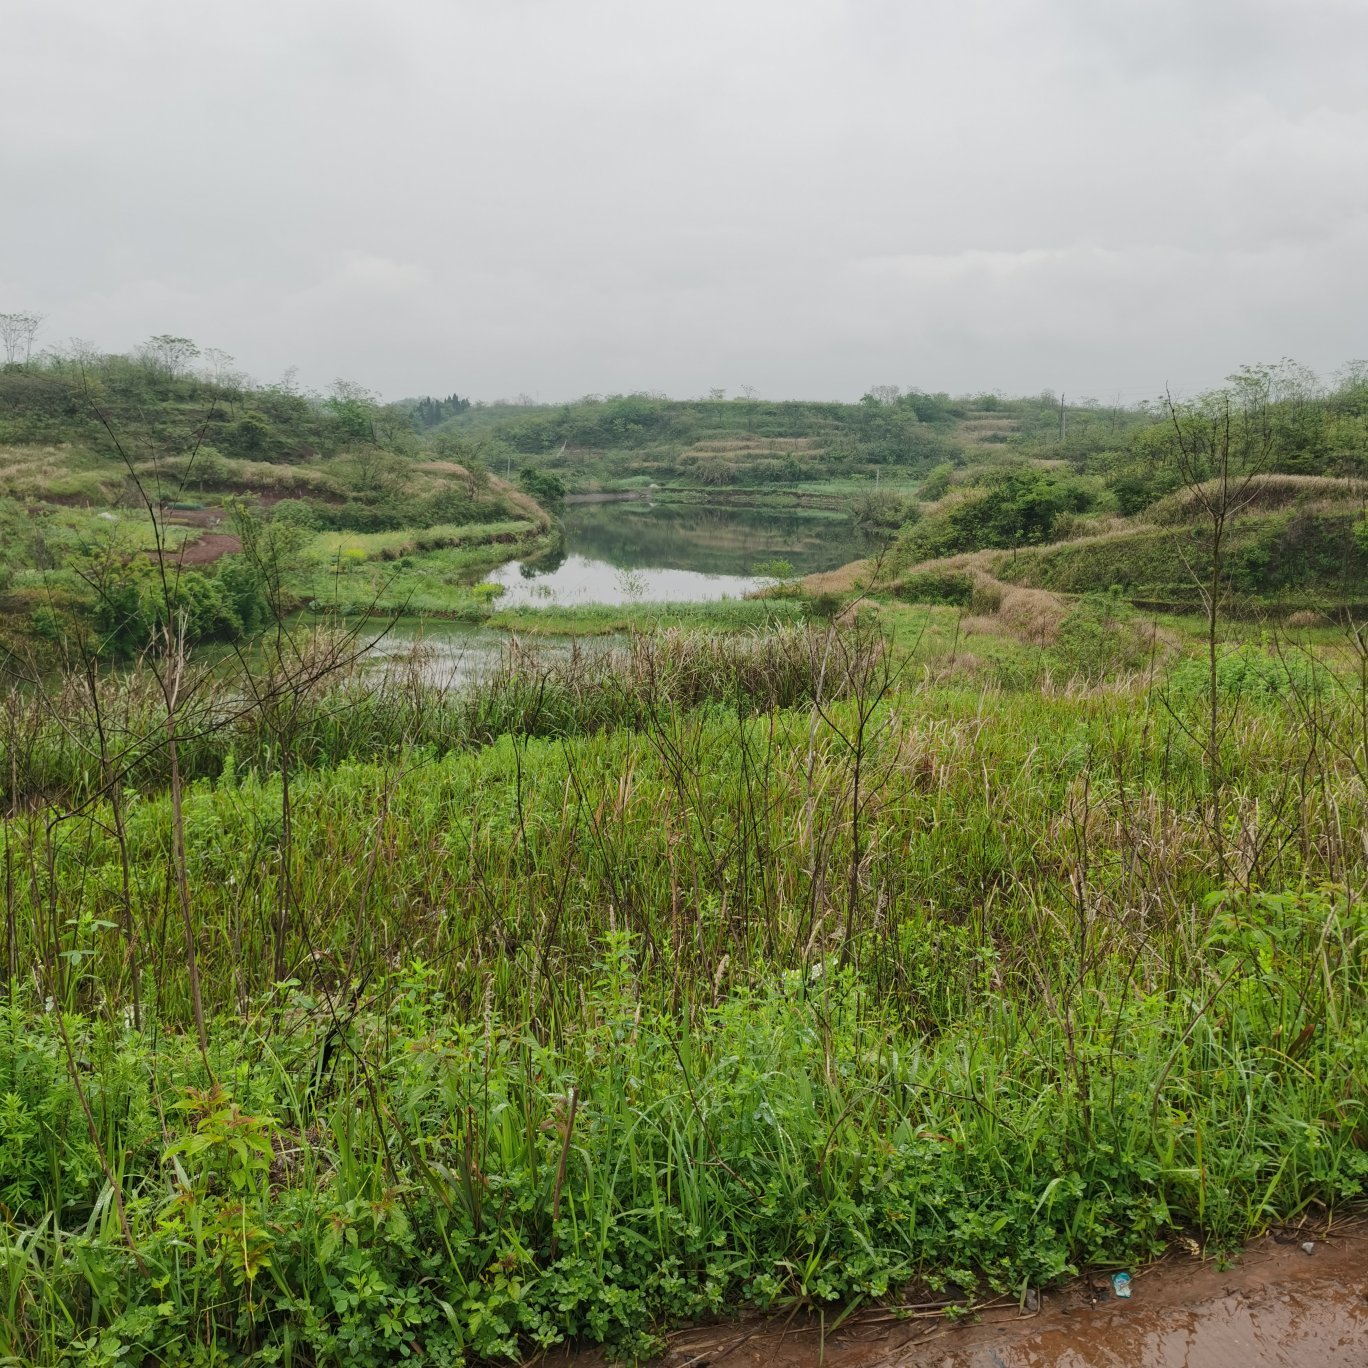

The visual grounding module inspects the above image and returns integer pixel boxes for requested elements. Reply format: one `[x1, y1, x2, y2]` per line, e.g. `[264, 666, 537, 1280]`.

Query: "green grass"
[252, 523, 553, 621]
[1, 610, 1366, 1362]
[307, 520, 535, 561]
[486, 596, 810, 636]
[6, 899, 1363, 1364]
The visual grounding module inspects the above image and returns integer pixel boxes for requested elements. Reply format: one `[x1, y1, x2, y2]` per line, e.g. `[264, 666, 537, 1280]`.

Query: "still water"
[483, 500, 875, 608]
[367, 501, 877, 681]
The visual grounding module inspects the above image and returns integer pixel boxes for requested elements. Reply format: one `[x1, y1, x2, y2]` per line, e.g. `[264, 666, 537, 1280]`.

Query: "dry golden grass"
[906, 548, 1001, 577]
[0, 443, 72, 469]
[487, 474, 552, 528]
[997, 584, 1069, 645]
[1150, 473, 1365, 524]
[0, 444, 123, 502]
[920, 649, 987, 682]
[1051, 513, 1136, 541]
[796, 559, 872, 596]
[414, 460, 473, 479]
[895, 552, 1074, 645]
[914, 487, 983, 518]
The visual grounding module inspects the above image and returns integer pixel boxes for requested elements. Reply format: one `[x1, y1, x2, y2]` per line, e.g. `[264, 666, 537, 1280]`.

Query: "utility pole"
[1059, 392, 1066, 443]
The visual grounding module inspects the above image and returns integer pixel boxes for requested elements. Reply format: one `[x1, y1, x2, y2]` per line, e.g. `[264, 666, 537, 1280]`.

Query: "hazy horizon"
[4, 0, 1365, 404]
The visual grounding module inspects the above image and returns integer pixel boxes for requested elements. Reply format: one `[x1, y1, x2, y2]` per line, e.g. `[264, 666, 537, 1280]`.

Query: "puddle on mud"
[576, 1233, 1368, 1368]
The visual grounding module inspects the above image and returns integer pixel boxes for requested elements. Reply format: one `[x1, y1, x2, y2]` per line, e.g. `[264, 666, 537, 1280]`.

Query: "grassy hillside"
[907, 477, 1368, 614]
[0, 351, 555, 657]
[876, 368, 1368, 616]
[436, 389, 993, 497]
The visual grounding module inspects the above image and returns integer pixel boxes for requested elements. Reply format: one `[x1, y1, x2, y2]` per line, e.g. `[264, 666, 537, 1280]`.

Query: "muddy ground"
[639, 1231, 1368, 1368]
[166, 531, 242, 565]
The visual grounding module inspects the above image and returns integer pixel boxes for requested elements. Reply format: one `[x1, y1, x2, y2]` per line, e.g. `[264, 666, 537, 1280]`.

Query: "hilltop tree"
[326, 379, 379, 442]
[0, 310, 42, 365]
[201, 347, 245, 392]
[138, 334, 200, 379]
[412, 393, 471, 428]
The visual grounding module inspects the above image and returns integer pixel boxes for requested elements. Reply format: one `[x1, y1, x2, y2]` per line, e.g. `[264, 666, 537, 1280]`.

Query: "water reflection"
[486, 554, 761, 607]
[486, 501, 875, 608]
[360, 501, 877, 674]
[561, 501, 873, 576]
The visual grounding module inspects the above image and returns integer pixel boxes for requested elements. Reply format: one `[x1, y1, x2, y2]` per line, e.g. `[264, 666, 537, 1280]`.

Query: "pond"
[365, 500, 879, 682]
[482, 500, 877, 608]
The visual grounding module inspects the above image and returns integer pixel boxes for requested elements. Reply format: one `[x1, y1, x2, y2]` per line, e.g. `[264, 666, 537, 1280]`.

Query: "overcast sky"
[3, 0, 1365, 403]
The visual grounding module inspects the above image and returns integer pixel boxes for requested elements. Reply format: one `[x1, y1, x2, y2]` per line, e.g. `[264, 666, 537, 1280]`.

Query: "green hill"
[0, 347, 554, 657]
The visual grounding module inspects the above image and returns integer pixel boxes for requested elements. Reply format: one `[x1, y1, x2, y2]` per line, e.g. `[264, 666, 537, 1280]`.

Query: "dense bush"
[895, 569, 975, 606]
[899, 467, 1096, 562]
[270, 497, 322, 530]
[84, 561, 245, 653]
[519, 466, 566, 513]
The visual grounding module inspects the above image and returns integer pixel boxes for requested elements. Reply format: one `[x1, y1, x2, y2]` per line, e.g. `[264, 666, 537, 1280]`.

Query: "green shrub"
[899, 467, 1095, 562]
[1051, 595, 1151, 679]
[229, 409, 273, 455]
[271, 497, 322, 530]
[919, 461, 955, 501]
[28, 605, 64, 641]
[1164, 642, 1331, 702]
[895, 569, 974, 606]
[519, 466, 566, 513]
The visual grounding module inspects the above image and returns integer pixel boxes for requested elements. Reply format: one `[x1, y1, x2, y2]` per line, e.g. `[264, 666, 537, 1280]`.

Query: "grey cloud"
[2, 0, 1363, 402]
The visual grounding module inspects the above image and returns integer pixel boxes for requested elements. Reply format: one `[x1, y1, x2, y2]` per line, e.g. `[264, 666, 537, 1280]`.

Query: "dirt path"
[651, 1234, 1368, 1368]
[149, 532, 242, 566]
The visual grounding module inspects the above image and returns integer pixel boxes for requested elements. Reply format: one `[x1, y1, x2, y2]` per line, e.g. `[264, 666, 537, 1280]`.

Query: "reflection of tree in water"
[520, 543, 569, 577]
[614, 567, 647, 600]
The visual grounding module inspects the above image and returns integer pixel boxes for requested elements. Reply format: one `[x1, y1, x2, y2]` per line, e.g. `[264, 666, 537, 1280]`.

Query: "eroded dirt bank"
[648, 1232, 1368, 1368]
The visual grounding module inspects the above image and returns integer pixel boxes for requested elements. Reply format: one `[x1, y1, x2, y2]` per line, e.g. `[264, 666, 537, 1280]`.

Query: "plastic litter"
[1112, 1272, 1133, 1299]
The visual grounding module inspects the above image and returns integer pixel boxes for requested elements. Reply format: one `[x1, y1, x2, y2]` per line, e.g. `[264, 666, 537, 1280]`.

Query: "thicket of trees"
[410, 393, 471, 427]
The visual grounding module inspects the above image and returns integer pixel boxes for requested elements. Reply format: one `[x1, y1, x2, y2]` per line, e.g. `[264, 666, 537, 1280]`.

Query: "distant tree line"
[411, 394, 471, 428]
